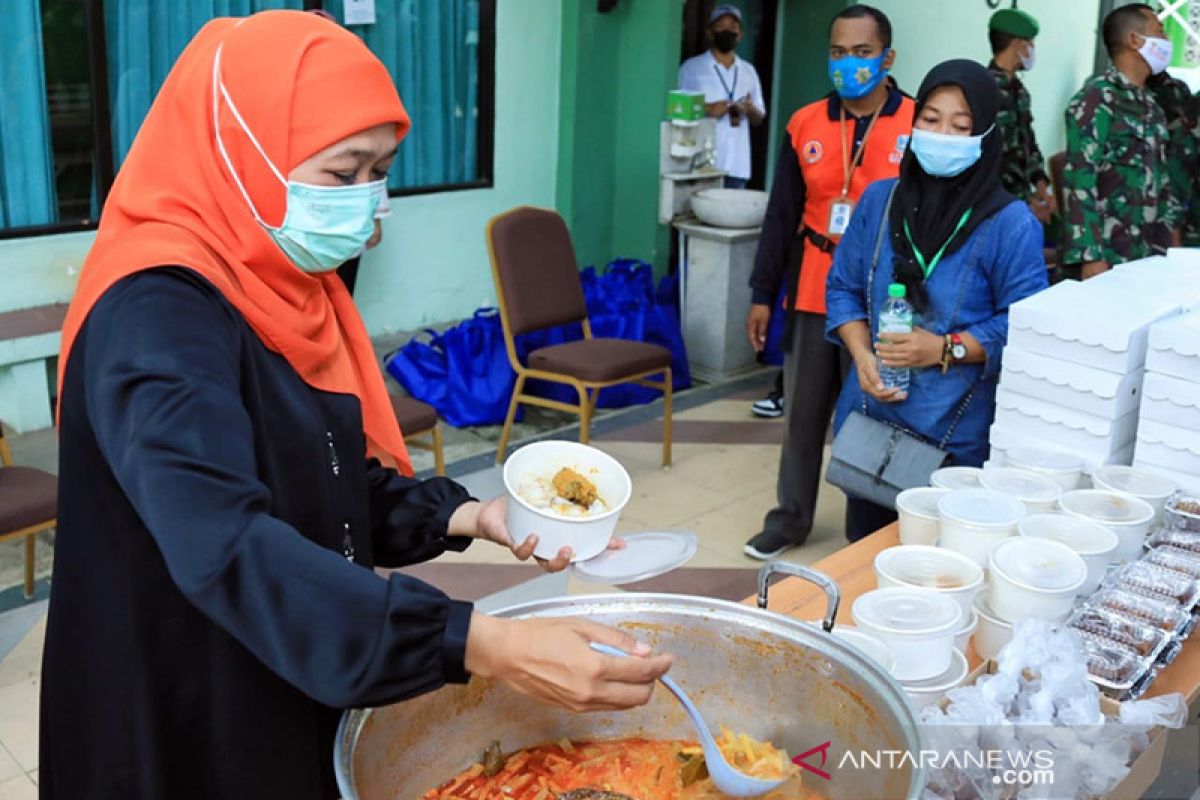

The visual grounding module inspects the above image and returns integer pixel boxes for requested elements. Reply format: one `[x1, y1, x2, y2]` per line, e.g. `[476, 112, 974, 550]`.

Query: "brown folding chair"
[486, 206, 673, 466]
[0, 426, 56, 599]
[390, 394, 446, 476]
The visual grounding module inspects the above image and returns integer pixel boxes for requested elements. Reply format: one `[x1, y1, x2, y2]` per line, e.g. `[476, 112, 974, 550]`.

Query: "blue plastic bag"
[761, 284, 788, 367]
[386, 308, 520, 428]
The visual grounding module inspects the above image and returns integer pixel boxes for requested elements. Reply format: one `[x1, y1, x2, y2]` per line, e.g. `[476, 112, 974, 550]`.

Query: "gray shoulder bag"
[825, 185, 975, 510]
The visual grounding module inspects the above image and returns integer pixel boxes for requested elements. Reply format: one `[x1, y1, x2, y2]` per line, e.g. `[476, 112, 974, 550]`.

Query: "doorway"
[680, 0, 779, 190]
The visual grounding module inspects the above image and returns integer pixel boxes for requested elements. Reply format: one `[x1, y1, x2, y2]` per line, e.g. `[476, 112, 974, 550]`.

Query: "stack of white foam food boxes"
[993, 253, 1200, 479]
[1136, 303, 1200, 494]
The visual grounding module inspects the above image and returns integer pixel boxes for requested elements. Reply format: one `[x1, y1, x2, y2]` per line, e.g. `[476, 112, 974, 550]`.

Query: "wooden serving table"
[745, 523, 1200, 705]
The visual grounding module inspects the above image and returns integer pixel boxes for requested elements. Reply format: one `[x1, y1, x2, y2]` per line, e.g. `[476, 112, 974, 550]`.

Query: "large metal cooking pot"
[335, 563, 926, 799]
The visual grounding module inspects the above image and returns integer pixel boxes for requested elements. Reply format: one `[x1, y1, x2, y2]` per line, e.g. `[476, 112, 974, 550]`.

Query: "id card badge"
[828, 198, 854, 237]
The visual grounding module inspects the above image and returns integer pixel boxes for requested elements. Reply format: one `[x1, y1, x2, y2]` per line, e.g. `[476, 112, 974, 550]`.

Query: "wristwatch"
[941, 333, 967, 374]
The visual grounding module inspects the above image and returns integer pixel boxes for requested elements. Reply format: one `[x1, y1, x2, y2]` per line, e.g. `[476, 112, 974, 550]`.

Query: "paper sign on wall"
[344, 0, 376, 26]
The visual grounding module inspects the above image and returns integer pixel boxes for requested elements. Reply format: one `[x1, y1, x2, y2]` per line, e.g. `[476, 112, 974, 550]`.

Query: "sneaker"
[751, 391, 784, 419]
[743, 529, 804, 560]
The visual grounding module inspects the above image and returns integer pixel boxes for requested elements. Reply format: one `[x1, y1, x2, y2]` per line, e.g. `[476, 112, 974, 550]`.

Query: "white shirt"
[677, 51, 766, 180]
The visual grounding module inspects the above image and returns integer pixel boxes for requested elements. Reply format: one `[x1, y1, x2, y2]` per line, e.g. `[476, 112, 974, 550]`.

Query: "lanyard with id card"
[828, 104, 884, 237]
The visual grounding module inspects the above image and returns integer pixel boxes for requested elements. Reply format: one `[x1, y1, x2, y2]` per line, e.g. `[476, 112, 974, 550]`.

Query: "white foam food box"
[999, 347, 1143, 421]
[989, 422, 1135, 476]
[993, 387, 1139, 461]
[1140, 371, 1200, 431]
[1006, 268, 1186, 374]
[1135, 419, 1200, 479]
[1146, 311, 1200, 384]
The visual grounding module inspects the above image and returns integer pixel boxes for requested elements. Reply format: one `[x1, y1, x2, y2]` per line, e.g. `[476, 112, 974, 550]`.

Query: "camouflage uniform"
[1062, 66, 1183, 266]
[1147, 72, 1200, 245]
[989, 61, 1047, 201]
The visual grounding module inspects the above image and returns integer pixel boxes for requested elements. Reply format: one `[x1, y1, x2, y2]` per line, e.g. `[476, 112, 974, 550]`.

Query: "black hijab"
[890, 59, 1015, 313]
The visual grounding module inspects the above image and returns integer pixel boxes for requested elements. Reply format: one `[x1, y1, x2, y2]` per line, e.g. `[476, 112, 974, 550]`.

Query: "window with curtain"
[0, 0, 495, 238]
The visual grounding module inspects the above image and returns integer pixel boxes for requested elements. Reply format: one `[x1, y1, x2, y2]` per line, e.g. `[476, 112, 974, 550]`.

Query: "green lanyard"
[903, 209, 973, 279]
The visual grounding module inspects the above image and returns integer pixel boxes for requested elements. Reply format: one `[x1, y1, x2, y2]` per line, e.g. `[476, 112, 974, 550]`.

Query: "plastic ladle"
[589, 642, 787, 797]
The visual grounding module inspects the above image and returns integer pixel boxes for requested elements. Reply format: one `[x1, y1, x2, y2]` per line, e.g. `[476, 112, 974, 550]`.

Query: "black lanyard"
[712, 62, 738, 101]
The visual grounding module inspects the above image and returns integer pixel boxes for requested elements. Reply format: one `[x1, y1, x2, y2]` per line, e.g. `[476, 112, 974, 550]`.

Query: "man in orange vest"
[744, 4, 915, 559]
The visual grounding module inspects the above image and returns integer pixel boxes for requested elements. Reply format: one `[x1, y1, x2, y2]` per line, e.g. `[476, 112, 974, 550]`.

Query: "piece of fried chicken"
[552, 467, 599, 508]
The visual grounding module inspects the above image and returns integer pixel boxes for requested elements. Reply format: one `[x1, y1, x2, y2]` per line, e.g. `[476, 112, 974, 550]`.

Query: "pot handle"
[756, 561, 841, 633]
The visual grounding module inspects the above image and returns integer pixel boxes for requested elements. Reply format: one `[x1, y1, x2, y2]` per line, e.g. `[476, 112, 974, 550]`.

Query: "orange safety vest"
[787, 94, 915, 314]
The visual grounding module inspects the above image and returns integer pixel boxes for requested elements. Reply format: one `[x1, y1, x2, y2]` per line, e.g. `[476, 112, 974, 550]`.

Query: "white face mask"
[1137, 35, 1174, 76]
[1019, 42, 1036, 71]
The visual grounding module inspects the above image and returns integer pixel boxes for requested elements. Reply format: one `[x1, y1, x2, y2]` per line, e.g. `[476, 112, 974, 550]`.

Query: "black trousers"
[760, 311, 852, 543]
[844, 497, 899, 543]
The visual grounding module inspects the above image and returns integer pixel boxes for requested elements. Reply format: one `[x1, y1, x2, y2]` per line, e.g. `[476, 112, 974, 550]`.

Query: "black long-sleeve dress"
[40, 267, 475, 799]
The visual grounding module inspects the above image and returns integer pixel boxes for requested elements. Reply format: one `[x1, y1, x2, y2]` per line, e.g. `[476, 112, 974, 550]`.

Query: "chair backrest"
[487, 206, 588, 337]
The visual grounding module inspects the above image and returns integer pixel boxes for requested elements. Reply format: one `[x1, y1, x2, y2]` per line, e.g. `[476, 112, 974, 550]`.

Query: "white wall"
[874, 0, 1102, 161]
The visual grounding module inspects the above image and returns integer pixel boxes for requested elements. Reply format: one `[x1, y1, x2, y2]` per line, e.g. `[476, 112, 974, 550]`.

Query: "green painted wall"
[556, 1, 680, 276]
[765, 0, 847, 183]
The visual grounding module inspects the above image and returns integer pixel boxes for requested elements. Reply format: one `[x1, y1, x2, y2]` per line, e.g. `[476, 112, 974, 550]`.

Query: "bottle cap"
[888, 283, 906, 298]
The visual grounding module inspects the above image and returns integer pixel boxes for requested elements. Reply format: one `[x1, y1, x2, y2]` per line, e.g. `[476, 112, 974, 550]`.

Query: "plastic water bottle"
[878, 283, 913, 392]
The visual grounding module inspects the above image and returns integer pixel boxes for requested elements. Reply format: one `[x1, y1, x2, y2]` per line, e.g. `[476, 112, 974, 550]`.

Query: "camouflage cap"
[990, 9, 1040, 39]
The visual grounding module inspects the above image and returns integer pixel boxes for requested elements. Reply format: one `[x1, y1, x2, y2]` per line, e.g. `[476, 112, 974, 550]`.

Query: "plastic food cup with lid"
[1059, 489, 1156, 564]
[900, 649, 969, 710]
[930, 466, 984, 491]
[1017, 512, 1120, 594]
[973, 593, 1014, 661]
[896, 487, 949, 546]
[988, 537, 1088, 624]
[874, 544, 984, 619]
[1092, 465, 1176, 525]
[980, 467, 1063, 514]
[828, 626, 896, 675]
[852, 586, 962, 681]
[1004, 447, 1085, 491]
[937, 489, 1026, 566]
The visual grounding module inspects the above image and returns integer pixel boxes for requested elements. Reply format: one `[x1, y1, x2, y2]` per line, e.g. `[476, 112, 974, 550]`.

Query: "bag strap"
[861, 182, 975, 453]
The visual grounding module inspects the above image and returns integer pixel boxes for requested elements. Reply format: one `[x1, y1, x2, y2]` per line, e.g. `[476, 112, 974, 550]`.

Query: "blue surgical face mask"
[909, 125, 993, 178]
[212, 45, 383, 273]
[828, 51, 889, 99]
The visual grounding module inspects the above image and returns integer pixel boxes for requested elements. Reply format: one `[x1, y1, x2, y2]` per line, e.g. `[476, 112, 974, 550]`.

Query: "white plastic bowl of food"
[900, 648, 969, 711]
[1017, 512, 1120, 595]
[852, 587, 962, 681]
[954, 608, 978, 654]
[930, 466, 984, 491]
[829, 626, 896, 675]
[973, 593, 1014, 661]
[980, 466, 1063, 514]
[1059, 489, 1155, 564]
[987, 537, 1088, 625]
[1005, 447, 1085, 491]
[937, 489, 1025, 566]
[502, 441, 632, 562]
[874, 544, 984, 619]
[1092, 465, 1176, 525]
[896, 487, 949, 546]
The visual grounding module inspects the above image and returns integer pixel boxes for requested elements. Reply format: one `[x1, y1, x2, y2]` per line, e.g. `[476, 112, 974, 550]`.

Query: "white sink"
[689, 188, 768, 229]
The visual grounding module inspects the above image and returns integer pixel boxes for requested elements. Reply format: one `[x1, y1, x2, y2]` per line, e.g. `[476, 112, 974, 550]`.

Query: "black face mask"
[713, 30, 738, 54]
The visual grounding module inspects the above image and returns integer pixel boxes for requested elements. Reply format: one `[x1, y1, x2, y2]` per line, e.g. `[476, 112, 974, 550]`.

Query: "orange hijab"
[58, 11, 413, 474]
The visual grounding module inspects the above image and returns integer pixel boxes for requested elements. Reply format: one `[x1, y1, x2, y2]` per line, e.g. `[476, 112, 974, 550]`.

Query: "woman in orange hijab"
[41, 12, 669, 800]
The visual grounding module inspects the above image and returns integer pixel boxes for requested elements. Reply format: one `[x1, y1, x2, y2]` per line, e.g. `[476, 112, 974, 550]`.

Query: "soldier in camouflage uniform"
[1147, 71, 1200, 245]
[987, 9, 1054, 223]
[1063, 5, 1183, 279]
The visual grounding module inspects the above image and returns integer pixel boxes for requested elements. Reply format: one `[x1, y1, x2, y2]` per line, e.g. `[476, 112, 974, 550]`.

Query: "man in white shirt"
[678, 4, 767, 188]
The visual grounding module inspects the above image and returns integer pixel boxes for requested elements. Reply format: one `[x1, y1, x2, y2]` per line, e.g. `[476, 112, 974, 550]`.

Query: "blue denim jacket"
[825, 178, 1049, 466]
